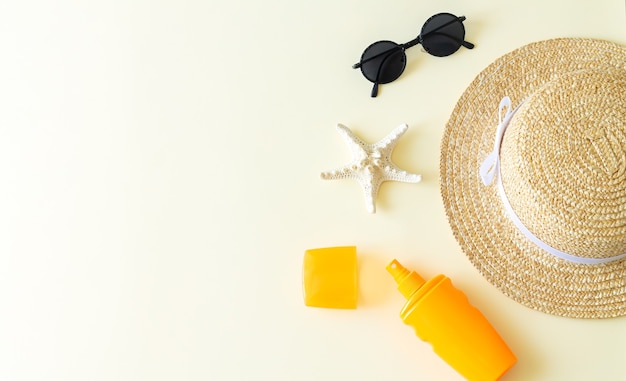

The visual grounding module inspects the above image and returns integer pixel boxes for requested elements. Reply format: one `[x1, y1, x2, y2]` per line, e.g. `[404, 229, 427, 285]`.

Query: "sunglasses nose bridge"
[402, 36, 422, 50]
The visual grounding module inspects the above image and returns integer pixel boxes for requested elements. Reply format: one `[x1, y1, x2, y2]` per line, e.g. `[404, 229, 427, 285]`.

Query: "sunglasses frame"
[353, 12, 474, 97]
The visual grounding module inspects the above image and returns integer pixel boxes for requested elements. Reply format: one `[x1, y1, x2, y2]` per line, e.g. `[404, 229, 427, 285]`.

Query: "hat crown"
[441, 38, 626, 318]
[500, 70, 626, 260]
[583, 125, 624, 177]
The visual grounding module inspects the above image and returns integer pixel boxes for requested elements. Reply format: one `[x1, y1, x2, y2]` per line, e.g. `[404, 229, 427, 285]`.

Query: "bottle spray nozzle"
[386, 259, 426, 299]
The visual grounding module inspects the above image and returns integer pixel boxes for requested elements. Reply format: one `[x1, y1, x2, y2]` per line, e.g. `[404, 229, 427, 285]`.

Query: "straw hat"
[440, 38, 626, 318]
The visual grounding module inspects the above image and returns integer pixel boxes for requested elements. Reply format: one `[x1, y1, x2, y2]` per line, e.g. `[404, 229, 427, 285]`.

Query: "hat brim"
[440, 38, 626, 318]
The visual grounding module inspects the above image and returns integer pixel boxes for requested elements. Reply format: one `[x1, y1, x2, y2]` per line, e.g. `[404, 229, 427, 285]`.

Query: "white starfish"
[321, 123, 421, 213]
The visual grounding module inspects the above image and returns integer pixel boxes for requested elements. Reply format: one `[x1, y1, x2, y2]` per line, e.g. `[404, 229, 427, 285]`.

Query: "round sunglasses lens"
[359, 41, 406, 84]
[420, 13, 464, 57]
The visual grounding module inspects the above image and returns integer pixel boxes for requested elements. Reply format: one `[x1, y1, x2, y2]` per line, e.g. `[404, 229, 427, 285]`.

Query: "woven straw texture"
[440, 38, 626, 318]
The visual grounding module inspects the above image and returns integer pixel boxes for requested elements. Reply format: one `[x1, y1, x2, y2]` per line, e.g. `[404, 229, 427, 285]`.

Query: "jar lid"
[302, 246, 358, 309]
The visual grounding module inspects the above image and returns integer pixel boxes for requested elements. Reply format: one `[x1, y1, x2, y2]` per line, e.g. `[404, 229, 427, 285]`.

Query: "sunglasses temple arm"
[421, 16, 474, 49]
[404, 17, 468, 48]
[371, 82, 379, 97]
[352, 45, 403, 69]
[419, 16, 466, 39]
[370, 46, 399, 97]
[427, 31, 475, 49]
[352, 33, 424, 69]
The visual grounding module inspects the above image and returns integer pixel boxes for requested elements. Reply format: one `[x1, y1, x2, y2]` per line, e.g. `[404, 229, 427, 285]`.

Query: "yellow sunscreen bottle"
[387, 259, 517, 381]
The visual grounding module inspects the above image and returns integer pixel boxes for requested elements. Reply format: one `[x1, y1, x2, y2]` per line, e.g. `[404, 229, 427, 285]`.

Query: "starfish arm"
[374, 123, 409, 152]
[336, 123, 368, 159]
[380, 162, 422, 183]
[358, 177, 383, 214]
[320, 164, 358, 180]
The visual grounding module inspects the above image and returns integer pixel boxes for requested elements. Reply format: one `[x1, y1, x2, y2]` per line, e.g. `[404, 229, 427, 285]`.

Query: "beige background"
[1, 0, 625, 380]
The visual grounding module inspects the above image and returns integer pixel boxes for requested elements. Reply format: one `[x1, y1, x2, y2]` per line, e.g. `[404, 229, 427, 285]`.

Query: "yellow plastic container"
[302, 246, 358, 309]
[387, 259, 517, 381]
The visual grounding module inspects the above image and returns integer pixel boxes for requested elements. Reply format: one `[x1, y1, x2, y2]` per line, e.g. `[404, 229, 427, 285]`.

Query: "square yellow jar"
[302, 246, 358, 309]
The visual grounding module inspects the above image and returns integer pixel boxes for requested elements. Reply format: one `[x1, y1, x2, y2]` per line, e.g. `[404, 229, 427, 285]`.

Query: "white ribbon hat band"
[480, 97, 626, 265]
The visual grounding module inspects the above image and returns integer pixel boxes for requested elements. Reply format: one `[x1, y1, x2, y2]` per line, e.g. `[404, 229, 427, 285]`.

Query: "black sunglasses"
[353, 12, 474, 97]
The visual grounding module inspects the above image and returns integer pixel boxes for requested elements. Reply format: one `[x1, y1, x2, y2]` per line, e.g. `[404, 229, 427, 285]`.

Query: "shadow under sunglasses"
[353, 13, 474, 97]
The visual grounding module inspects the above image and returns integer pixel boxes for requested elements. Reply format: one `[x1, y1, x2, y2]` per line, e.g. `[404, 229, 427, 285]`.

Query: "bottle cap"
[386, 259, 426, 299]
[302, 246, 358, 309]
